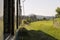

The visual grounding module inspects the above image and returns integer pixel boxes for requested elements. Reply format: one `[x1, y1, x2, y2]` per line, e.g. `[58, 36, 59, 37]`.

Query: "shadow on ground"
[15, 28, 58, 40]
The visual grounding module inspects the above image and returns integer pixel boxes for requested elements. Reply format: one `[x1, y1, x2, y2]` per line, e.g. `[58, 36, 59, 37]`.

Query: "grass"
[0, 18, 60, 40]
[55, 18, 60, 22]
[24, 20, 60, 40]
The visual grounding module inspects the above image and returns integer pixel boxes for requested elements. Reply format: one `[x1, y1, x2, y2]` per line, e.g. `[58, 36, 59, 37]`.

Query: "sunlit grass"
[25, 20, 60, 40]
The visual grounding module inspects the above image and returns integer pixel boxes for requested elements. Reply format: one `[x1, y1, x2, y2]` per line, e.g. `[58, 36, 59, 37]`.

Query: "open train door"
[4, 0, 22, 39]
[4, 0, 15, 39]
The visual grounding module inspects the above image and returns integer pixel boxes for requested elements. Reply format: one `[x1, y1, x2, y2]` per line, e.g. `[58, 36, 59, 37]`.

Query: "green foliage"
[26, 17, 31, 23]
[30, 15, 37, 22]
[43, 17, 46, 20]
[56, 7, 60, 17]
[56, 7, 60, 14]
[55, 14, 60, 18]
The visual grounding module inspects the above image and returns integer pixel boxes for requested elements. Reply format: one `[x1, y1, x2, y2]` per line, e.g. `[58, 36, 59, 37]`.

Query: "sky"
[21, 0, 60, 16]
[0, 0, 60, 17]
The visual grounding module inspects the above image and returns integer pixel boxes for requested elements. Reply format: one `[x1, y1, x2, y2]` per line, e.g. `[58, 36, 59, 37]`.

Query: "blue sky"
[0, 0, 60, 16]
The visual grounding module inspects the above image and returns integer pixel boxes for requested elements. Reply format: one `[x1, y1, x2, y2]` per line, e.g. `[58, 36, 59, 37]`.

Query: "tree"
[43, 17, 46, 20]
[26, 17, 31, 23]
[56, 7, 60, 17]
[30, 14, 37, 21]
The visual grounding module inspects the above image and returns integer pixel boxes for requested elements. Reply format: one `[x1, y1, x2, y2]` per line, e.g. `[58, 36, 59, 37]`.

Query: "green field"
[24, 20, 60, 40]
[0, 18, 60, 40]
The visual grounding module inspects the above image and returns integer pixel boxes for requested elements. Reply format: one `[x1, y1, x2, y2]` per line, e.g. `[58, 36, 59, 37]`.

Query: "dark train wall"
[4, 0, 15, 39]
